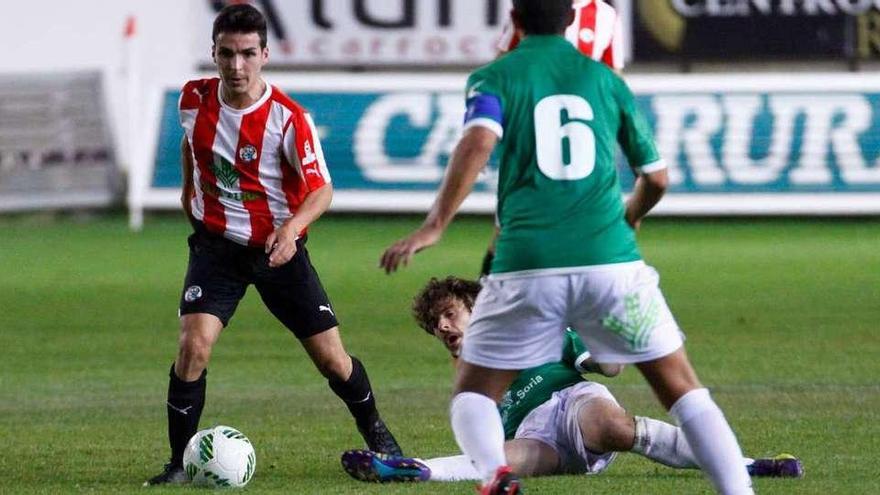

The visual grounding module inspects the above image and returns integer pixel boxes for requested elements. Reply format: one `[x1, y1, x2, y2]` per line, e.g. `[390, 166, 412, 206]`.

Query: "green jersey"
[462, 36, 663, 274]
[498, 330, 591, 439]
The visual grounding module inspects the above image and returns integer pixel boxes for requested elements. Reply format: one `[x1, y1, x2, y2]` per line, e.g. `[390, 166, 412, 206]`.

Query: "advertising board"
[129, 73, 880, 228]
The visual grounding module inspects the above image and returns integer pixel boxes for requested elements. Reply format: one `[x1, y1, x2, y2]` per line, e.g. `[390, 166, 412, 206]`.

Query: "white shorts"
[514, 381, 618, 475]
[461, 261, 684, 369]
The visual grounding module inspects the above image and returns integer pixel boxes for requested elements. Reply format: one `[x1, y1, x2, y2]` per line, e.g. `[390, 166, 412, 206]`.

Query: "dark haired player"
[144, 4, 400, 486]
[380, 0, 755, 493]
[209, 0, 292, 55]
[341, 277, 803, 484]
[498, 0, 624, 69]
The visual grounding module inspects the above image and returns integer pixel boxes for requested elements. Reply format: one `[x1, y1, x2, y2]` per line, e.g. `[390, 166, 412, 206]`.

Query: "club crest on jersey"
[184, 285, 203, 303]
[579, 29, 595, 44]
[302, 141, 317, 165]
[239, 144, 258, 162]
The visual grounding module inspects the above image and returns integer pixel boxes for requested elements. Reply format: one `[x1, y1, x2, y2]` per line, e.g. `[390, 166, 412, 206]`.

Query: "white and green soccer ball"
[183, 425, 256, 488]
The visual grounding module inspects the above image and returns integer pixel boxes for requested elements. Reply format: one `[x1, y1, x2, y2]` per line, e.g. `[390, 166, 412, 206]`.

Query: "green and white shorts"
[461, 261, 684, 369]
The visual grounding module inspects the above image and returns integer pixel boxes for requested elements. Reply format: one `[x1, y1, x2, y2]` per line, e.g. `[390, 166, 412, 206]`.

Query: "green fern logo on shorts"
[212, 154, 239, 189]
[602, 293, 659, 351]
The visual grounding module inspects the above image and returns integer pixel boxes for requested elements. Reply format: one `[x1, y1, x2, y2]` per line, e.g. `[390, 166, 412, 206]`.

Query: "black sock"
[166, 364, 207, 467]
[328, 356, 379, 430]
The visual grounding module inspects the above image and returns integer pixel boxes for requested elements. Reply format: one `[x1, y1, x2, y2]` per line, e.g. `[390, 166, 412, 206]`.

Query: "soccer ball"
[183, 425, 256, 488]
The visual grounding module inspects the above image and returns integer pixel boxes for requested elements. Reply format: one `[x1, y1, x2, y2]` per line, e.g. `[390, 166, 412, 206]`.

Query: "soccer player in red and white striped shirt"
[497, 0, 624, 71]
[145, 4, 402, 485]
[178, 73, 330, 250]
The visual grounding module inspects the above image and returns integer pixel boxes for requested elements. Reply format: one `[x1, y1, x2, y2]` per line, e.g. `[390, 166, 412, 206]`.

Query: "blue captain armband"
[463, 93, 504, 138]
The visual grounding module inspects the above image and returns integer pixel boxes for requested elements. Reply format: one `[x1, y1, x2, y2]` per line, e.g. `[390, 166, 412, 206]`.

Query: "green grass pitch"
[0, 214, 877, 494]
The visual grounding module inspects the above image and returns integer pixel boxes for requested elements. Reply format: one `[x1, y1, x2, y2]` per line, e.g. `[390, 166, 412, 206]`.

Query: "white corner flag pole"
[123, 15, 145, 231]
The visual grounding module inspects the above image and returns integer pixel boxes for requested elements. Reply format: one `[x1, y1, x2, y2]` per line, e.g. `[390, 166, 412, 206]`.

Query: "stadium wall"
[0, 1, 198, 170]
[129, 72, 880, 227]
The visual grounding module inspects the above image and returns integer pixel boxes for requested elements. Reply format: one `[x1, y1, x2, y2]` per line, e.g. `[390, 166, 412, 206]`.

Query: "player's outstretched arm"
[380, 127, 498, 274]
[625, 169, 668, 230]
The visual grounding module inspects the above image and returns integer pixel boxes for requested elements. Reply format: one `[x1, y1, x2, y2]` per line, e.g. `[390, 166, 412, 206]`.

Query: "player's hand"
[624, 209, 642, 231]
[379, 226, 442, 274]
[629, 218, 642, 231]
[265, 222, 300, 268]
[580, 356, 624, 377]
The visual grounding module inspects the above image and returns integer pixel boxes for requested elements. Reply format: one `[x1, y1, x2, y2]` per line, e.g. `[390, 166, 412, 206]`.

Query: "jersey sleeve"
[613, 76, 665, 174]
[600, 13, 625, 71]
[495, 14, 521, 54]
[463, 71, 505, 138]
[282, 111, 331, 191]
[178, 79, 207, 134]
[562, 330, 593, 373]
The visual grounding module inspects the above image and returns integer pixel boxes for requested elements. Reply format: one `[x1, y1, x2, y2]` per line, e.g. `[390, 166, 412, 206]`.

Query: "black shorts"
[178, 228, 339, 340]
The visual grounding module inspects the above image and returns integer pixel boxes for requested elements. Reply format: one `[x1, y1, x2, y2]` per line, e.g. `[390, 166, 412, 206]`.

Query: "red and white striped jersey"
[179, 78, 330, 247]
[496, 0, 624, 70]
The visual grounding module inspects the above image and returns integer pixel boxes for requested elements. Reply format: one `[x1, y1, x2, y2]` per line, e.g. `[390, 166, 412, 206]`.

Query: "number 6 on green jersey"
[534, 95, 596, 181]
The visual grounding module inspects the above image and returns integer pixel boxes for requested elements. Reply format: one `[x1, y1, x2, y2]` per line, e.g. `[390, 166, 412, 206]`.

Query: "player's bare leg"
[301, 327, 351, 379]
[504, 439, 560, 477]
[303, 327, 402, 455]
[576, 398, 637, 453]
[574, 395, 706, 470]
[145, 313, 223, 486]
[635, 347, 701, 409]
[341, 437, 556, 483]
[450, 361, 521, 492]
[637, 347, 753, 495]
[175, 313, 223, 380]
[424, 439, 558, 481]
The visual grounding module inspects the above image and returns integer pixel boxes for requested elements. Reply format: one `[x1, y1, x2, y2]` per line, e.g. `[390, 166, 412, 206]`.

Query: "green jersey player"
[380, 1, 757, 493]
[341, 277, 803, 484]
[500, 330, 595, 440]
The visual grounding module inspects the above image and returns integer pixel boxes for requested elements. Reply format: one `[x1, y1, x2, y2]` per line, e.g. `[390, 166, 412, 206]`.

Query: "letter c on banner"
[354, 93, 443, 182]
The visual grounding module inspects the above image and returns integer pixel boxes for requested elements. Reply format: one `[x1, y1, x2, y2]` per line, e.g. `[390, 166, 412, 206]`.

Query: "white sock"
[631, 416, 699, 469]
[419, 455, 481, 482]
[632, 416, 757, 471]
[450, 392, 507, 482]
[669, 388, 754, 495]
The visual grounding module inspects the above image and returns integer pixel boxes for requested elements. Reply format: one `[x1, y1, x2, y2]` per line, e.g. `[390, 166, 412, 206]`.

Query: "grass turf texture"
[0, 214, 877, 494]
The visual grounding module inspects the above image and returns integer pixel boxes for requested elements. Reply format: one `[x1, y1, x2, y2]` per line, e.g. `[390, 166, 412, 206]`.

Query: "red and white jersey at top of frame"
[179, 78, 330, 247]
[496, 0, 624, 70]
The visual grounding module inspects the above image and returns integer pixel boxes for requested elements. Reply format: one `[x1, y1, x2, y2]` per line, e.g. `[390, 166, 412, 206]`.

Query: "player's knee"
[579, 400, 634, 453]
[504, 444, 529, 475]
[598, 409, 636, 452]
[505, 439, 559, 477]
[313, 352, 351, 380]
[177, 331, 213, 370]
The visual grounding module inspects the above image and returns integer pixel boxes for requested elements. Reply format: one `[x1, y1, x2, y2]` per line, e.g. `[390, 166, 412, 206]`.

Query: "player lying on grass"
[341, 277, 803, 483]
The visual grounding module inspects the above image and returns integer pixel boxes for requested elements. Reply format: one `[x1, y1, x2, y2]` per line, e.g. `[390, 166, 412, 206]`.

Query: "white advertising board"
[195, 0, 508, 67]
[129, 72, 880, 229]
